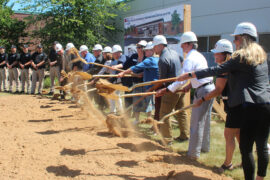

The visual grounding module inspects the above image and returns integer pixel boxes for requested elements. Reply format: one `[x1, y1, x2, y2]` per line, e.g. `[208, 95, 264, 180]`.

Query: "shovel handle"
[132, 77, 177, 90]
[89, 62, 125, 72]
[86, 88, 97, 92]
[121, 92, 156, 98]
[76, 81, 94, 88]
[160, 104, 195, 123]
[93, 74, 132, 78]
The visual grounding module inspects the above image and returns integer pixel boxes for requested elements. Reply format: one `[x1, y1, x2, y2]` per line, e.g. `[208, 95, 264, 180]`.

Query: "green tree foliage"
[171, 10, 181, 33]
[24, 0, 128, 49]
[0, 0, 27, 50]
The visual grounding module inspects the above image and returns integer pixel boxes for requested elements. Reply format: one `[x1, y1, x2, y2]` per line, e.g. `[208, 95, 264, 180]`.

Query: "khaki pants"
[31, 69, 45, 94]
[50, 66, 60, 93]
[21, 68, 30, 93]
[159, 92, 189, 139]
[8, 68, 19, 92]
[0, 68, 6, 91]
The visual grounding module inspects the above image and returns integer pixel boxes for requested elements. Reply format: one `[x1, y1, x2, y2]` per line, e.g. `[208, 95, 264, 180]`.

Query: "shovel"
[100, 91, 157, 100]
[92, 74, 133, 78]
[95, 77, 178, 92]
[159, 104, 195, 123]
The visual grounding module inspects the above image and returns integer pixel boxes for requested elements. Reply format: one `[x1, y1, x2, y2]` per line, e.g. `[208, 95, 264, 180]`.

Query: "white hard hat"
[66, 43, 75, 51]
[55, 43, 63, 52]
[79, 45, 88, 53]
[231, 22, 257, 38]
[102, 46, 112, 53]
[152, 35, 167, 46]
[180, 31, 197, 45]
[211, 39, 233, 54]
[92, 44, 103, 51]
[144, 41, 154, 50]
[112, 45, 122, 53]
[137, 40, 147, 47]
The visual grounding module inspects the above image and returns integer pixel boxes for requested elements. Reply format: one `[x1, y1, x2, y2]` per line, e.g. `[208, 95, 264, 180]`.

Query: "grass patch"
[43, 76, 59, 89]
[137, 112, 270, 180]
[0, 92, 12, 97]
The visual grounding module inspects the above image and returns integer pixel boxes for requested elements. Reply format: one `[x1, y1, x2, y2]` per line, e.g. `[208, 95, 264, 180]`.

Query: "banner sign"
[124, 5, 184, 56]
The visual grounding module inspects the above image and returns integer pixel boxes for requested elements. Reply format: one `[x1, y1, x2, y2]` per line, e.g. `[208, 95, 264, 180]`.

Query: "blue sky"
[7, 0, 124, 12]
[7, 0, 23, 11]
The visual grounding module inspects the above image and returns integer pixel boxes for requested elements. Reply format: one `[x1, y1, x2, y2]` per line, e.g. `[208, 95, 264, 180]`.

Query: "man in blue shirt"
[118, 41, 159, 121]
[79, 45, 96, 73]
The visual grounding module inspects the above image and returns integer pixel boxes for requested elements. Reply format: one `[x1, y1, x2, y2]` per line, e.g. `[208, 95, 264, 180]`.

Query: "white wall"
[121, 0, 270, 37]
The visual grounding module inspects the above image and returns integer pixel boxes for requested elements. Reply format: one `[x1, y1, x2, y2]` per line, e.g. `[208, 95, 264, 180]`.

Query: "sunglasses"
[136, 46, 143, 49]
[234, 36, 241, 41]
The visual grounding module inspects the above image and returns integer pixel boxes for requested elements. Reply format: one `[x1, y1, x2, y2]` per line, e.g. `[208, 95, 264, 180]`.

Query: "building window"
[259, 34, 270, 53]
[197, 37, 208, 52]
[209, 36, 220, 51]
[197, 35, 221, 52]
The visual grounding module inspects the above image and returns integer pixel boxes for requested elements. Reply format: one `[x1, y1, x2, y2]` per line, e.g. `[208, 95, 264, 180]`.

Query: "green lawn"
[137, 114, 270, 180]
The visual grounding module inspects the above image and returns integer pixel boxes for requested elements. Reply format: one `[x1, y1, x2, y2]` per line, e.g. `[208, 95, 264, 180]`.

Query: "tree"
[0, 0, 27, 50]
[171, 10, 181, 33]
[23, 0, 128, 49]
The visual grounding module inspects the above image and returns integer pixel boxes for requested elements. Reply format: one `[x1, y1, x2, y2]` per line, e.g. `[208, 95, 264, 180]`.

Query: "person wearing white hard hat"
[121, 40, 147, 122]
[90, 46, 113, 111]
[55, 43, 68, 99]
[79, 45, 95, 73]
[111, 44, 127, 70]
[89, 44, 105, 74]
[118, 41, 159, 120]
[48, 41, 61, 95]
[153, 35, 189, 143]
[64, 42, 83, 71]
[157, 32, 215, 159]
[96, 46, 113, 75]
[65, 42, 74, 51]
[172, 22, 270, 180]
[108, 44, 126, 114]
[193, 39, 238, 171]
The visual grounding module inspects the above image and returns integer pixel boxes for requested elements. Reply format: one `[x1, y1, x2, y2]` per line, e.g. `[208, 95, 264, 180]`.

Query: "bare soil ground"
[0, 95, 232, 180]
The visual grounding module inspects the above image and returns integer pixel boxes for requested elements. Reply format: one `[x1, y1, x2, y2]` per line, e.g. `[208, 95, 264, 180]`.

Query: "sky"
[7, 0, 23, 11]
[7, 0, 124, 12]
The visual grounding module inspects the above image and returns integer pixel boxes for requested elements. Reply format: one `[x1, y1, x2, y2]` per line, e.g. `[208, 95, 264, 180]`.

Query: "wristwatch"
[188, 72, 192, 77]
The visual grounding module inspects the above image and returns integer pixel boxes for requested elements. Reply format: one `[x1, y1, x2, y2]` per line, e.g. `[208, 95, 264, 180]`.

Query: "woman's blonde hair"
[232, 35, 267, 66]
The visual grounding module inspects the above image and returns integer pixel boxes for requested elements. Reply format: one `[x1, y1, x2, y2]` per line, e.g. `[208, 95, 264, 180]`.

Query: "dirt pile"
[0, 95, 232, 179]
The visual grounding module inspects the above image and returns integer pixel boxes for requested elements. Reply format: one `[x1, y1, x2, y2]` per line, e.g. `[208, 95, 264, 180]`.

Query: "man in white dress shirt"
[157, 31, 215, 159]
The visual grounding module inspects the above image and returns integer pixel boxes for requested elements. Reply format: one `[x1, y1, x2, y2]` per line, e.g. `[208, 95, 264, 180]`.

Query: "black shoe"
[48, 92, 54, 95]
[174, 136, 189, 142]
[221, 163, 233, 171]
[60, 95, 65, 100]
[14, 91, 20, 94]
